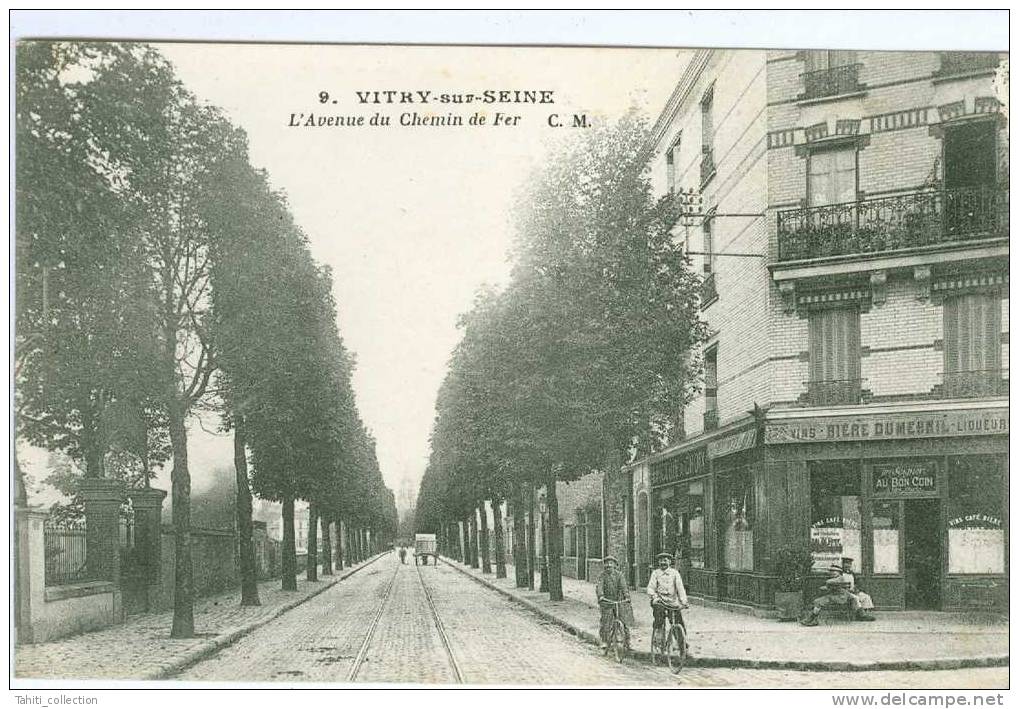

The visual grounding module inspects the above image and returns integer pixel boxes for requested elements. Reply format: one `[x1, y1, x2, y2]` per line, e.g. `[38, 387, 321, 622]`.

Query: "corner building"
[626, 49, 1008, 612]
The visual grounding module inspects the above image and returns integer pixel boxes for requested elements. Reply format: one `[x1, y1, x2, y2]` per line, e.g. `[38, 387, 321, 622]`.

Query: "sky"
[141, 43, 693, 502]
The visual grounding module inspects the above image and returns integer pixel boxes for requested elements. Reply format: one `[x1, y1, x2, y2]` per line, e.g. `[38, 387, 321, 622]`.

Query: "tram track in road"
[346, 560, 401, 682]
[414, 560, 465, 684]
[346, 558, 463, 684]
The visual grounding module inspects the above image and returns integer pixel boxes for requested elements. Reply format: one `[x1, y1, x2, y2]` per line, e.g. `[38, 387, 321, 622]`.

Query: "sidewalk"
[444, 558, 1008, 671]
[14, 554, 386, 681]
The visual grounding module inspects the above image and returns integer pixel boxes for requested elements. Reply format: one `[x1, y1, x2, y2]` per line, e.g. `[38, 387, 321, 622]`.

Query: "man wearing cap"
[646, 551, 689, 644]
[595, 555, 631, 650]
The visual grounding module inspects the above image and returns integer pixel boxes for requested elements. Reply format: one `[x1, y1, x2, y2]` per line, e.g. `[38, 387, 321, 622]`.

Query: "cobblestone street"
[177, 553, 1007, 687]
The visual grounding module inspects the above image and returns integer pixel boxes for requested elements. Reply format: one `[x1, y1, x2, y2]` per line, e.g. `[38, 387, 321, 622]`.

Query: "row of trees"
[15, 42, 396, 637]
[415, 115, 708, 599]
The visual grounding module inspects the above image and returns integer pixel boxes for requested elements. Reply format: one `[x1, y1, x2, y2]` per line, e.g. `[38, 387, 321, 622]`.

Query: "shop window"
[809, 461, 862, 573]
[870, 500, 900, 574]
[808, 146, 857, 207]
[720, 469, 754, 571]
[808, 307, 861, 405]
[652, 486, 679, 561]
[681, 481, 706, 569]
[948, 456, 1005, 574]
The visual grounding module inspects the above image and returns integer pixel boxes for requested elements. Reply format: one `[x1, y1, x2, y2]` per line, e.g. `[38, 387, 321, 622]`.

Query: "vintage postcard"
[11, 12, 1009, 693]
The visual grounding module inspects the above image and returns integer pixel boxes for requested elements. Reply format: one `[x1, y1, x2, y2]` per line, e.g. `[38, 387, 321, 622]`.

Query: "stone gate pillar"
[79, 478, 126, 584]
[129, 488, 167, 611]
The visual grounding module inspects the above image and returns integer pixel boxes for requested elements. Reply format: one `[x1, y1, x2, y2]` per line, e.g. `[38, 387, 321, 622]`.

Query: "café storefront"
[765, 402, 1008, 612]
[637, 401, 1007, 613]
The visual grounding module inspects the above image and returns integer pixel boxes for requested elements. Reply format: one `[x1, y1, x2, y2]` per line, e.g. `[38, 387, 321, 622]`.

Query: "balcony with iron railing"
[805, 378, 865, 407]
[936, 52, 1000, 78]
[776, 184, 1008, 263]
[939, 369, 1009, 399]
[801, 63, 862, 101]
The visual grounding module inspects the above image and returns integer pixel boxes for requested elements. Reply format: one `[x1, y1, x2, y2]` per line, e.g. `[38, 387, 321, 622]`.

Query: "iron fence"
[802, 63, 861, 100]
[941, 369, 1009, 399]
[44, 519, 95, 586]
[777, 185, 1008, 262]
[937, 52, 1000, 77]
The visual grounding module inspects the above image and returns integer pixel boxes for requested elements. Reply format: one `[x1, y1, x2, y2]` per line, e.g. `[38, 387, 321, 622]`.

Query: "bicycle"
[600, 599, 630, 663]
[650, 601, 688, 673]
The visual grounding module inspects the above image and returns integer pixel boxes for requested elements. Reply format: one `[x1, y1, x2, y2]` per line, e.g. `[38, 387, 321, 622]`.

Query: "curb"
[146, 552, 389, 680]
[441, 558, 1009, 673]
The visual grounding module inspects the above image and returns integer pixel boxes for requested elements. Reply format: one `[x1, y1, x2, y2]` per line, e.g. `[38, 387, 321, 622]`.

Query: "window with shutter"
[808, 307, 861, 405]
[943, 293, 1002, 397]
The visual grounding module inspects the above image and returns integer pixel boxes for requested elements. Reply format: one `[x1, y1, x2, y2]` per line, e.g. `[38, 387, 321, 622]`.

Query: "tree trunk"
[338, 521, 350, 570]
[526, 483, 536, 590]
[469, 515, 480, 568]
[512, 485, 528, 587]
[321, 516, 333, 575]
[233, 415, 260, 606]
[492, 498, 507, 579]
[168, 402, 195, 638]
[281, 495, 297, 591]
[545, 476, 564, 601]
[479, 502, 491, 574]
[307, 504, 319, 581]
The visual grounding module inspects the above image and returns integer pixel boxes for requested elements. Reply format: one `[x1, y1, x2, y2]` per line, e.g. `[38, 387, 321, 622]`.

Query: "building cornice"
[642, 49, 715, 162]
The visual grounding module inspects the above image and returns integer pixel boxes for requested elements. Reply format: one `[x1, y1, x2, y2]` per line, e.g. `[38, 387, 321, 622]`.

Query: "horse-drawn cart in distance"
[414, 533, 437, 565]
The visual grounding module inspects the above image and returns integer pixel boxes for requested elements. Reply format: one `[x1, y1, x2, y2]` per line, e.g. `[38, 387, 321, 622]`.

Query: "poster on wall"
[810, 498, 862, 572]
[948, 513, 1005, 574]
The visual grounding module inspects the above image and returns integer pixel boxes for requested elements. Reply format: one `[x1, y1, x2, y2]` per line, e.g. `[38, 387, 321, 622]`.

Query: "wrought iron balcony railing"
[937, 52, 1000, 77]
[801, 63, 862, 100]
[700, 272, 718, 307]
[806, 378, 864, 406]
[777, 184, 1009, 262]
[700, 146, 716, 185]
[940, 369, 1009, 399]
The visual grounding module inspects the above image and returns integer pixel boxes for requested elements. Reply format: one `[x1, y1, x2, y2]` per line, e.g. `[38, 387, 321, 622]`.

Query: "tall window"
[808, 307, 861, 405]
[666, 133, 682, 194]
[702, 217, 714, 276]
[808, 147, 857, 207]
[944, 121, 996, 190]
[704, 346, 718, 430]
[700, 86, 715, 183]
[943, 293, 1002, 397]
[700, 87, 714, 153]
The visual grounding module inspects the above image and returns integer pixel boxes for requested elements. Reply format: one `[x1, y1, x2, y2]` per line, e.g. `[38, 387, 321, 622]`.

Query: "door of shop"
[904, 499, 942, 609]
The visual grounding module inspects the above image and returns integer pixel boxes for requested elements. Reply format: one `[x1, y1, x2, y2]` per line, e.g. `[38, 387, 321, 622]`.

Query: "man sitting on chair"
[800, 564, 859, 626]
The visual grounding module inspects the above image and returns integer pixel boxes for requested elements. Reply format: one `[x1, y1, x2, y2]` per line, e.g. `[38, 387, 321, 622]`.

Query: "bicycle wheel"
[666, 624, 687, 673]
[609, 620, 626, 663]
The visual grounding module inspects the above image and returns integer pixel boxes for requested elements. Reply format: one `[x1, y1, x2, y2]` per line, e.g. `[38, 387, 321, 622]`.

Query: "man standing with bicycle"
[595, 555, 631, 651]
[647, 551, 688, 646]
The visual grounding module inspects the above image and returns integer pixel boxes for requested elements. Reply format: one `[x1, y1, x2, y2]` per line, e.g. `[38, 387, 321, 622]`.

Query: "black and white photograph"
[9, 10, 1010, 695]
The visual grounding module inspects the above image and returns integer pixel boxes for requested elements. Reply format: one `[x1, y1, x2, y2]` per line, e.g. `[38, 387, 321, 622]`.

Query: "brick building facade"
[620, 49, 1008, 612]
